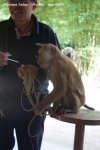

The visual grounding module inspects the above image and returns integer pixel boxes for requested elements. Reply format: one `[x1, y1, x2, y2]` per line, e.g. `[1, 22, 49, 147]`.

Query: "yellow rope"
[28, 114, 44, 138]
[21, 68, 58, 137]
[21, 88, 34, 112]
[23, 69, 35, 107]
[21, 68, 44, 137]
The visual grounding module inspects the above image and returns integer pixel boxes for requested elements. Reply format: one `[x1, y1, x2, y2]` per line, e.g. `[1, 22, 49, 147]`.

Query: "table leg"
[73, 124, 85, 150]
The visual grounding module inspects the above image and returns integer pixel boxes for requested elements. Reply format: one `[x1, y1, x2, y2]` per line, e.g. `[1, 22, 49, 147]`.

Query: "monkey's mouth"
[38, 61, 48, 69]
[39, 63, 48, 69]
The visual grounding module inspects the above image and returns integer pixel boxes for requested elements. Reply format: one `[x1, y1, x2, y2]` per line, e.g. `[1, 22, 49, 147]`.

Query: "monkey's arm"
[34, 88, 63, 115]
[34, 70, 68, 115]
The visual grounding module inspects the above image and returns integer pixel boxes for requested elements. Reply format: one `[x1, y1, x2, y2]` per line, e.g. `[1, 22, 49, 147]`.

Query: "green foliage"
[0, 0, 100, 75]
[34, 0, 100, 47]
[0, 0, 10, 20]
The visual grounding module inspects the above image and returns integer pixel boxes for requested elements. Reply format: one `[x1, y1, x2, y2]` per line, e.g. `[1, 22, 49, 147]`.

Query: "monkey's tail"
[84, 104, 95, 110]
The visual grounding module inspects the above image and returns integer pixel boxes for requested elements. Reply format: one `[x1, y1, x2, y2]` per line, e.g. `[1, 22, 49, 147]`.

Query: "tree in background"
[0, 0, 100, 76]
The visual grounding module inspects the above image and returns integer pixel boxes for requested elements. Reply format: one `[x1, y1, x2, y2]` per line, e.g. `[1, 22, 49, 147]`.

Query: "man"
[0, 0, 60, 149]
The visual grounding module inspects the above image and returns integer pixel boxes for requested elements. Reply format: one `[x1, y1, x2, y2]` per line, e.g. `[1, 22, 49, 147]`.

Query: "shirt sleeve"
[50, 31, 61, 49]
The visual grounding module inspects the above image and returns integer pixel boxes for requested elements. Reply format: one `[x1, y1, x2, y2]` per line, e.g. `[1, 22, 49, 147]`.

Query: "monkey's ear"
[48, 44, 57, 56]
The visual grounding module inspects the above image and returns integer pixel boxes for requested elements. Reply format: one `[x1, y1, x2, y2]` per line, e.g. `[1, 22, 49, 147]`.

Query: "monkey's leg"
[58, 90, 84, 114]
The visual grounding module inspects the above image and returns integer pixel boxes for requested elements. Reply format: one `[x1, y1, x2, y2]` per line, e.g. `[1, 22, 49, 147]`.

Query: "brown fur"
[34, 44, 86, 115]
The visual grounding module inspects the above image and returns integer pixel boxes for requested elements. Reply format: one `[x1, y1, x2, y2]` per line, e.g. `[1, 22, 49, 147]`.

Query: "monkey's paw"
[34, 106, 44, 116]
[34, 109, 41, 116]
[59, 108, 76, 115]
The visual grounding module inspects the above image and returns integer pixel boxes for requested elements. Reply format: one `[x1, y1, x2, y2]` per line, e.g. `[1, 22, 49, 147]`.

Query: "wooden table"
[51, 109, 100, 150]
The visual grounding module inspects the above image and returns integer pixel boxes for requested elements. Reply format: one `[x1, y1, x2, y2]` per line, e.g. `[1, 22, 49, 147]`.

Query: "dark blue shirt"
[0, 15, 60, 118]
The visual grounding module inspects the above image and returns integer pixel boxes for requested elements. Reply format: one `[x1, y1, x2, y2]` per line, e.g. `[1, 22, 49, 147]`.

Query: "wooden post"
[73, 124, 85, 150]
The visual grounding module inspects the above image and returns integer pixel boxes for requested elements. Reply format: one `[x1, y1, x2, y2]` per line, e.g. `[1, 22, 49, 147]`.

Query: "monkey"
[34, 44, 94, 115]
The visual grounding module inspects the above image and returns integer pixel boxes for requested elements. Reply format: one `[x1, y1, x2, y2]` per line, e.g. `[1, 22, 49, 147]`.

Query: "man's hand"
[0, 52, 11, 67]
[18, 64, 38, 79]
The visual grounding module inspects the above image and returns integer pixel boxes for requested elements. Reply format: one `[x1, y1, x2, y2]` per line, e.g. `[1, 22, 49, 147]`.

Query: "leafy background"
[0, 0, 100, 76]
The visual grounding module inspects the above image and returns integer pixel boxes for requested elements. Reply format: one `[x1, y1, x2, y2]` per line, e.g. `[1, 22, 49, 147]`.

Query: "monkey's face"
[37, 44, 55, 69]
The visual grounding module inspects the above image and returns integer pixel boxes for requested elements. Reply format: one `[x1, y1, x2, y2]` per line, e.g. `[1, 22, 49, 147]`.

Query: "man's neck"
[14, 19, 33, 34]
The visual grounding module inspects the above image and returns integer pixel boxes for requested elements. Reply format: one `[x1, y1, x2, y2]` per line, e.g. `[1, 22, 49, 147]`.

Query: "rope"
[21, 68, 58, 137]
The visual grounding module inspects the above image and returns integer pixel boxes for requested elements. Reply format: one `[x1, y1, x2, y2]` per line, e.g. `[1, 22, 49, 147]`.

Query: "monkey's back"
[50, 51, 85, 100]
